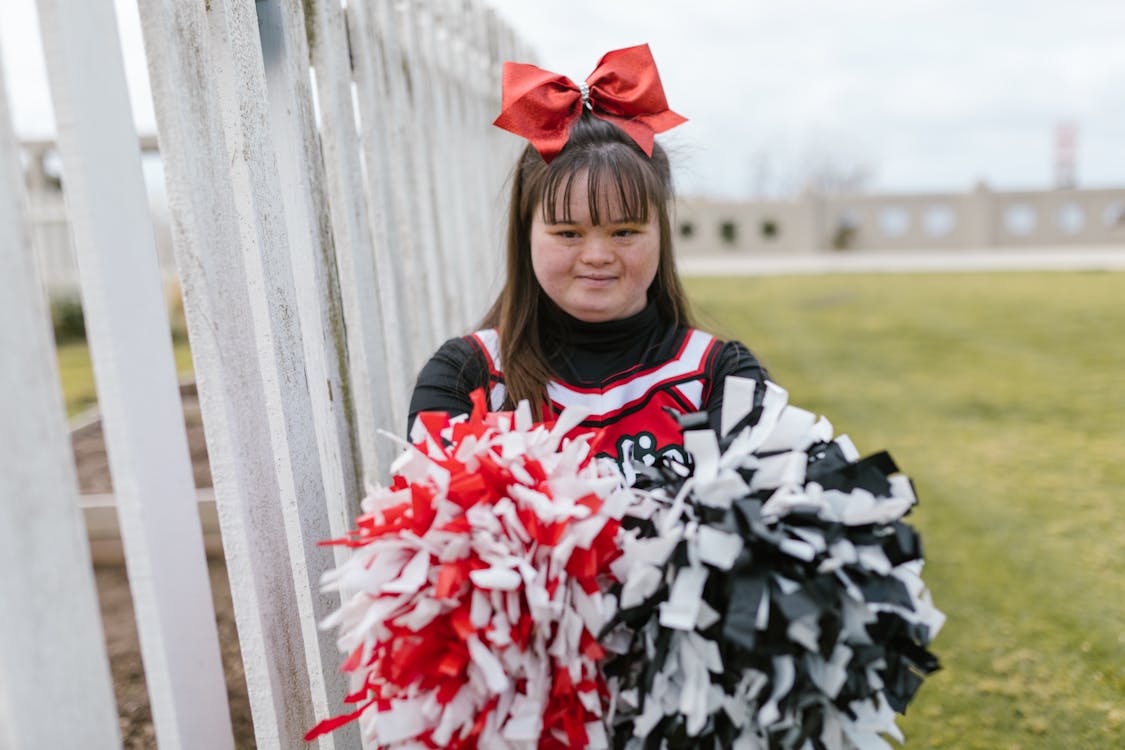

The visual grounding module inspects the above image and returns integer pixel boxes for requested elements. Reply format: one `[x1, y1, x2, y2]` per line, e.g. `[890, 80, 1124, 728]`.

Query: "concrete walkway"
[678, 246, 1125, 276]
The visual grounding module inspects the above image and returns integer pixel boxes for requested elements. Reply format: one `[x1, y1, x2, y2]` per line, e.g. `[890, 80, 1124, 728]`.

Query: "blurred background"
[6, 0, 1125, 286]
[2, 1, 1122, 748]
[10, 0, 1125, 195]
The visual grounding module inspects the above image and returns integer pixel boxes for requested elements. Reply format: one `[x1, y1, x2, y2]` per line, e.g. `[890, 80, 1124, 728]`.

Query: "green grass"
[686, 271, 1125, 749]
[57, 339, 194, 417]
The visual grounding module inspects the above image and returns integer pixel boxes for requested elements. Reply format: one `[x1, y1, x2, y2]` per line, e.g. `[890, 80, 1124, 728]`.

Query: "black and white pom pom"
[601, 377, 944, 750]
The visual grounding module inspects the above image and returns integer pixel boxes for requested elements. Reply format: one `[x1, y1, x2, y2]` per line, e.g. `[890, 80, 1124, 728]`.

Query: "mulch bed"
[77, 385, 257, 748]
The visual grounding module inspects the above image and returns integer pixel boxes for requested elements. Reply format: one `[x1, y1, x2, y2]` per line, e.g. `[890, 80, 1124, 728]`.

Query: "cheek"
[530, 240, 564, 291]
[634, 239, 661, 286]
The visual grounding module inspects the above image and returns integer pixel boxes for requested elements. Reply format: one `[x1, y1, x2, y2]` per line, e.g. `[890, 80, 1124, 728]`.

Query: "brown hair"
[480, 114, 694, 419]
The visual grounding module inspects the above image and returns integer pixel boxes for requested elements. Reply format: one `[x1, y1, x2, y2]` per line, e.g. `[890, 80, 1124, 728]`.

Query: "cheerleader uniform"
[408, 302, 769, 464]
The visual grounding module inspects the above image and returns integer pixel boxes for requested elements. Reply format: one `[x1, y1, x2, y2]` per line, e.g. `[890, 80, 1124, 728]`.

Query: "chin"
[573, 308, 627, 323]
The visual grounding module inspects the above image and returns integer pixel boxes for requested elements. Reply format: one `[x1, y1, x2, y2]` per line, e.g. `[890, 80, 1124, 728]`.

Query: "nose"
[578, 234, 614, 265]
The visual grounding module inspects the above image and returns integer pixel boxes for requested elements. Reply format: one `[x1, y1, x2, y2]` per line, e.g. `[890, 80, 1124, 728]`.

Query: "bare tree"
[746, 139, 875, 199]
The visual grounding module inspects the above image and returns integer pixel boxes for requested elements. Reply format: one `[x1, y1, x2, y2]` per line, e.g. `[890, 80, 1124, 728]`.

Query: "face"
[530, 174, 660, 323]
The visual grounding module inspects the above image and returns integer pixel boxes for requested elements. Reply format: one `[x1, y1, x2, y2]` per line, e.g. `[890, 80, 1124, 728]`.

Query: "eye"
[552, 229, 580, 239]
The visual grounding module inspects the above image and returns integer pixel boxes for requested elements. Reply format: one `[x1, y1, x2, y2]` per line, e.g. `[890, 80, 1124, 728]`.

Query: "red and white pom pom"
[306, 390, 632, 748]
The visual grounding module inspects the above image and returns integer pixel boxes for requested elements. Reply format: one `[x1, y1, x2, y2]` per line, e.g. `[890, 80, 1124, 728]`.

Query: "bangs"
[538, 144, 665, 225]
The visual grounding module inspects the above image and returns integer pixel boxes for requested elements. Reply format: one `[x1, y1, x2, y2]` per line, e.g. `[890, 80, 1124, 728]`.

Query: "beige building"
[674, 184, 1125, 255]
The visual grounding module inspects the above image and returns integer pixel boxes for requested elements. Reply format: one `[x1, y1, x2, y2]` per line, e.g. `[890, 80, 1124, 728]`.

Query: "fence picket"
[418, 0, 472, 328]
[255, 0, 365, 530]
[33, 0, 235, 746]
[384, 0, 449, 355]
[307, 0, 404, 474]
[462, 0, 492, 306]
[135, 1, 353, 746]
[406, 0, 462, 334]
[346, 0, 430, 373]
[0, 52, 121, 750]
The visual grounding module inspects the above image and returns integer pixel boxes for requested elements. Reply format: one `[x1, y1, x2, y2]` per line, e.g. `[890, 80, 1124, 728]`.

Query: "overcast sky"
[4, 0, 1125, 198]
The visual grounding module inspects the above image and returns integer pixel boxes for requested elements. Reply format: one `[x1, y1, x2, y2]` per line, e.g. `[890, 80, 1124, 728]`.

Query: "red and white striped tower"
[1054, 121, 1077, 189]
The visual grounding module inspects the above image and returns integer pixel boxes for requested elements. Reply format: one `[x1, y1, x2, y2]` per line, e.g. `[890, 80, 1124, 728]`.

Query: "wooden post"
[307, 0, 406, 469]
[34, 1, 236, 747]
[348, 0, 435, 372]
[390, 0, 453, 346]
[425, 0, 477, 328]
[254, 0, 363, 536]
[481, 3, 517, 302]
[405, 0, 462, 333]
[0, 51, 121, 750]
[135, 0, 355, 746]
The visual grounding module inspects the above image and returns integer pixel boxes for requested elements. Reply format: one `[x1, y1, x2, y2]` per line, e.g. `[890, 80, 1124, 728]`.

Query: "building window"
[923, 205, 956, 237]
[879, 207, 910, 237]
[1003, 203, 1036, 236]
[1056, 202, 1084, 234]
[679, 221, 695, 238]
[760, 218, 779, 239]
[719, 221, 738, 246]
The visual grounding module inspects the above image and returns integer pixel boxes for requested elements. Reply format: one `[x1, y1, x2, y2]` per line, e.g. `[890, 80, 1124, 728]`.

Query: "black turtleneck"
[407, 302, 768, 433]
[540, 301, 670, 386]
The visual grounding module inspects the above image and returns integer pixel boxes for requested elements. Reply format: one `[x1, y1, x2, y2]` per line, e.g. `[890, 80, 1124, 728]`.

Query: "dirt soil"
[73, 383, 212, 495]
[78, 386, 257, 748]
[94, 563, 256, 749]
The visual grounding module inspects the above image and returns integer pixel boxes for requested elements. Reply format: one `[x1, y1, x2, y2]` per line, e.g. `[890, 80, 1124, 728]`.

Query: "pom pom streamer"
[601, 377, 944, 749]
[307, 391, 628, 748]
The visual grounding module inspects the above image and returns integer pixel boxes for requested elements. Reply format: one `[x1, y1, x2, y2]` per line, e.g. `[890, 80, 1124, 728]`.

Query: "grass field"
[685, 271, 1125, 749]
[57, 339, 194, 417]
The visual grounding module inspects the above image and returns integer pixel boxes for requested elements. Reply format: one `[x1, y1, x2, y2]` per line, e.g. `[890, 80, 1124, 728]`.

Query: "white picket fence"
[0, 1, 528, 747]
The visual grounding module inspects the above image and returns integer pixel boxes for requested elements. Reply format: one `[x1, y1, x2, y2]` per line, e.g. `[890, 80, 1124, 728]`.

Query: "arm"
[704, 340, 771, 434]
[407, 337, 490, 434]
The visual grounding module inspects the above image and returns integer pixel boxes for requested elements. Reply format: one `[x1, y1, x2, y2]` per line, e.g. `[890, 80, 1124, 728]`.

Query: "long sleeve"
[407, 337, 490, 434]
[704, 340, 771, 433]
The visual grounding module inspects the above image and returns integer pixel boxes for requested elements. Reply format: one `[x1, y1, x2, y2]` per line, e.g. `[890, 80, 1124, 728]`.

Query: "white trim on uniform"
[489, 383, 507, 411]
[473, 328, 502, 371]
[546, 330, 714, 416]
[675, 379, 705, 409]
[471, 328, 715, 416]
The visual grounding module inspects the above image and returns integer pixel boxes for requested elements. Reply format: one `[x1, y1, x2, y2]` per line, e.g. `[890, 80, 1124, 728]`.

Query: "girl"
[409, 45, 768, 465]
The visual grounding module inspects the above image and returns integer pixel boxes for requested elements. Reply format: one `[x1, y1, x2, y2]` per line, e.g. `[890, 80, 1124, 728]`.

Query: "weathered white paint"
[135, 0, 329, 746]
[405, 0, 463, 335]
[462, 0, 493, 315]
[346, 0, 427, 372]
[344, 0, 425, 374]
[474, 2, 518, 312]
[391, 0, 453, 346]
[34, 1, 236, 747]
[253, 4, 366, 745]
[425, 0, 470, 323]
[255, 0, 363, 527]
[0, 52, 121, 750]
[307, 0, 405, 475]
[423, 0, 479, 328]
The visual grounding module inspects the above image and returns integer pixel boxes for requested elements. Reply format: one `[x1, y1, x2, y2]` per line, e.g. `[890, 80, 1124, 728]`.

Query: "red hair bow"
[493, 44, 687, 163]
